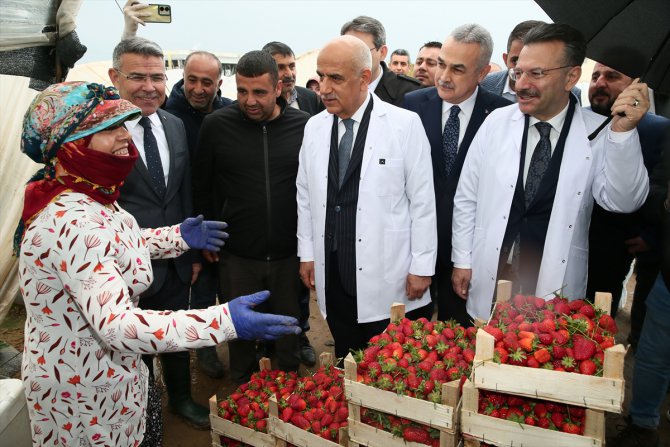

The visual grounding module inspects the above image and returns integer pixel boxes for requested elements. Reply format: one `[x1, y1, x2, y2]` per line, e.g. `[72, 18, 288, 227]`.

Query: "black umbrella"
[535, 0, 670, 94]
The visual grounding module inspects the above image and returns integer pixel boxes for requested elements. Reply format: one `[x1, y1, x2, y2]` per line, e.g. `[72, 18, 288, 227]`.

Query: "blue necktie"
[442, 105, 460, 176]
[338, 118, 355, 188]
[139, 117, 166, 196]
[525, 122, 552, 206]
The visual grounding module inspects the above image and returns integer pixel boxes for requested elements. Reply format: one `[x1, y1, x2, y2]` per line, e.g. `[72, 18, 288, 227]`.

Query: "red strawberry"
[552, 345, 567, 359]
[494, 347, 509, 364]
[534, 403, 547, 418]
[290, 414, 311, 430]
[508, 348, 527, 366]
[526, 357, 540, 368]
[551, 412, 565, 428]
[578, 304, 595, 319]
[533, 348, 551, 364]
[598, 314, 618, 334]
[573, 336, 597, 361]
[483, 325, 504, 342]
[569, 299, 586, 311]
[538, 417, 551, 429]
[561, 422, 582, 434]
[525, 416, 537, 426]
[402, 426, 431, 444]
[553, 301, 572, 315]
[579, 359, 597, 375]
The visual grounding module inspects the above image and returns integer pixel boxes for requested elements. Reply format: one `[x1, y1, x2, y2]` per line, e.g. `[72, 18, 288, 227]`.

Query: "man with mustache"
[585, 62, 670, 346]
[480, 20, 581, 104]
[262, 41, 322, 116]
[451, 24, 650, 321]
[193, 50, 309, 384]
[297, 36, 437, 360]
[403, 24, 511, 326]
[109, 37, 211, 429]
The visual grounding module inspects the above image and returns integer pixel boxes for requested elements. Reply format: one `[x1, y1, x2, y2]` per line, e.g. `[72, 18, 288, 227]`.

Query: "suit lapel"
[452, 90, 493, 177]
[160, 110, 182, 203]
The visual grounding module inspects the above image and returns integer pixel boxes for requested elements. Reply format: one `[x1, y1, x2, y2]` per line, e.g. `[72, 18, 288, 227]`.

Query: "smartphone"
[144, 4, 171, 23]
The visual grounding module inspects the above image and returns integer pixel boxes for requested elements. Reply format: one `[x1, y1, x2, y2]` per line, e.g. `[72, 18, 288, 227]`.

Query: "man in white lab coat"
[297, 36, 437, 359]
[451, 23, 650, 321]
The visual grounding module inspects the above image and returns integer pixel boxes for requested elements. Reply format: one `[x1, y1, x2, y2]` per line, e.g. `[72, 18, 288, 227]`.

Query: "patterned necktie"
[139, 116, 166, 196]
[442, 105, 460, 176]
[338, 118, 355, 188]
[525, 122, 552, 206]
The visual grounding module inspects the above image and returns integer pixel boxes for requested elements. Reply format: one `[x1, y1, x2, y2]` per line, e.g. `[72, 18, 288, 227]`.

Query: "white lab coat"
[452, 104, 649, 321]
[297, 94, 437, 323]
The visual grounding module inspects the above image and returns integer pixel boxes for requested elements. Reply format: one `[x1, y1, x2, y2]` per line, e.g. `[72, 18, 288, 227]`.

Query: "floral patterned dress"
[19, 192, 236, 447]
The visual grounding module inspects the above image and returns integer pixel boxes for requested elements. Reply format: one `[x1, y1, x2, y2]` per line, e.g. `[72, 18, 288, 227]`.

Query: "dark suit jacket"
[403, 87, 512, 264]
[480, 70, 582, 104]
[374, 61, 421, 106]
[295, 86, 324, 116]
[118, 109, 194, 297]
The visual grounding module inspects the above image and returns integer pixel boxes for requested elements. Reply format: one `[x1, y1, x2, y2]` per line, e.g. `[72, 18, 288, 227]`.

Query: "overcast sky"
[76, 0, 552, 67]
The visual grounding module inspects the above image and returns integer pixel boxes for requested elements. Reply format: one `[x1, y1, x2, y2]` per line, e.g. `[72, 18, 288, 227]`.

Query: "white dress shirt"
[337, 93, 371, 152]
[441, 87, 479, 149]
[125, 113, 171, 186]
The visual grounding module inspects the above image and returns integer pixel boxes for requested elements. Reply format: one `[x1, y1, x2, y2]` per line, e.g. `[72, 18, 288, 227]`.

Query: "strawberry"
[483, 325, 504, 342]
[552, 345, 566, 359]
[494, 347, 509, 364]
[573, 335, 596, 361]
[526, 357, 540, 368]
[524, 416, 537, 426]
[561, 422, 582, 434]
[578, 304, 595, 319]
[579, 359, 597, 375]
[533, 348, 551, 364]
[290, 414, 311, 430]
[598, 314, 618, 334]
[551, 411, 565, 428]
[402, 426, 432, 444]
[538, 333, 553, 345]
[553, 300, 572, 315]
[508, 348, 527, 366]
[519, 337, 535, 353]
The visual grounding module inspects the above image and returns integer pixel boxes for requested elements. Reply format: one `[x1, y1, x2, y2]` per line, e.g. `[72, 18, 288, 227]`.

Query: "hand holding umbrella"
[610, 79, 650, 132]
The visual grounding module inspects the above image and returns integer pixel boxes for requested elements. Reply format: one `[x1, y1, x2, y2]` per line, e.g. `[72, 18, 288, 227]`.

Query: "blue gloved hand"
[180, 215, 228, 251]
[228, 291, 301, 341]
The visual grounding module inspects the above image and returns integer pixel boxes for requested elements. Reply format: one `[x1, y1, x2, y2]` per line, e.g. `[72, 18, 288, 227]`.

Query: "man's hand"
[406, 274, 431, 300]
[611, 79, 649, 132]
[202, 249, 220, 263]
[624, 236, 649, 255]
[451, 267, 472, 300]
[191, 262, 202, 285]
[299, 261, 315, 290]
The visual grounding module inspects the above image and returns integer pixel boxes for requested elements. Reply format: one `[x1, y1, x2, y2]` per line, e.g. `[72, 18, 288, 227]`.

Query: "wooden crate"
[209, 358, 276, 447]
[460, 379, 605, 447]
[344, 303, 461, 447]
[267, 352, 349, 447]
[472, 287, 626, 413]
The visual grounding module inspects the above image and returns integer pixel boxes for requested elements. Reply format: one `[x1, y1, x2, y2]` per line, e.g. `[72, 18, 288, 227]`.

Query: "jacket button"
[358, 239, 362, 242]
[334, 205, 341, 212]
[358, 267, 362, 271]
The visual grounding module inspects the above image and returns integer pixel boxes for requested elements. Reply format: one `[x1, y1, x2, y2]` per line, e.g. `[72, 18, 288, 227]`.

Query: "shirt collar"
[441, 86, 479, 120]
[125, 112, 162, 130]
[502, 74, 516, 96]
[368, 64, 383, 92]
[529, 100, 570, 133]
[288, 88, 298, 106]
[339, 92, 370, 124]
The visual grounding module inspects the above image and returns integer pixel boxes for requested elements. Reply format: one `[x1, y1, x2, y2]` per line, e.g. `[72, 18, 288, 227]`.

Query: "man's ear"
[108, 67, 119, 87]
[379, 45, 388, 62]
[502, 52, 509, 66]
[565, 65, 581, 91]
[361, 68, 372, 88]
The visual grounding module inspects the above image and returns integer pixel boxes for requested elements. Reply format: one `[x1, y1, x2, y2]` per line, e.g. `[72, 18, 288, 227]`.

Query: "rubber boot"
[160, 352, 210, 430]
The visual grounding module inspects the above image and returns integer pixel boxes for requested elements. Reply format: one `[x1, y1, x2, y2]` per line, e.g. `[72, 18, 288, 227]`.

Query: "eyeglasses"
[368, 46, 378, 53]
[114, 69, 167, 84]
[509, 65, 573, 81]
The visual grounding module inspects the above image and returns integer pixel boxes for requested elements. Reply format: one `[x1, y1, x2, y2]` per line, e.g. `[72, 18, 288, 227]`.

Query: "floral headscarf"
[15, 82, 142, 254]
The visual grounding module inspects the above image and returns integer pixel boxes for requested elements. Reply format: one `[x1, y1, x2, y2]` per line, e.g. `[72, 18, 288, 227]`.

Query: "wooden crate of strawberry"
[460, 379, 605, 447]
[344, 303, 467, 447]
[209, 358, 288, 447]
[471, 284, 625, 413]
[267, 352, 349, 447]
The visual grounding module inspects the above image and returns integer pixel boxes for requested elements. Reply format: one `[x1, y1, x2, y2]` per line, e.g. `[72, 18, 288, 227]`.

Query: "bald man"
[296, 36, 437, 359]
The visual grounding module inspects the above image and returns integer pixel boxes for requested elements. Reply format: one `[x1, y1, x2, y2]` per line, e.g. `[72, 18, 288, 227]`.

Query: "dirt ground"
[1, 282, 669, 446]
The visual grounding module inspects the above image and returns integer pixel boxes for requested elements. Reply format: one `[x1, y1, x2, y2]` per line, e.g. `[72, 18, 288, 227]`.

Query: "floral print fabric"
[19, 192, 236, 447]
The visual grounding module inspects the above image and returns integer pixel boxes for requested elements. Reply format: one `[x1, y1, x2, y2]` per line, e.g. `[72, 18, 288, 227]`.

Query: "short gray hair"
[341, 16, 386, 49]
[112, 37, 164, 70]
[351, 39, 372, 74]
[449, 24, 493, 71]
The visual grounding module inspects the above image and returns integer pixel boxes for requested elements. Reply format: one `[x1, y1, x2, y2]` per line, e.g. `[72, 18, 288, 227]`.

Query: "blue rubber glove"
[228, 291, 301, 341]
[180, 215, 228, 251]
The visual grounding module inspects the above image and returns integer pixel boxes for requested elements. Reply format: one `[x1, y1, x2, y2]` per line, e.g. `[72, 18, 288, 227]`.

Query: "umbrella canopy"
[535, 0, 670, 93]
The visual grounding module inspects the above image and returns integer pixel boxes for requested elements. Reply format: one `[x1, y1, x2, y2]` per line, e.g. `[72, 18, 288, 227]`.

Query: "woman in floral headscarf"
[16, 82, 300, 447]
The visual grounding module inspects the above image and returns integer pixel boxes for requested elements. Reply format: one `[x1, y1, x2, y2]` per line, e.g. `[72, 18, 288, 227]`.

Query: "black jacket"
[164, 78, 233, 157]
[374, 61, 421, 106]
[295, 86, 324, 116]
[193, 98, 310, 261]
